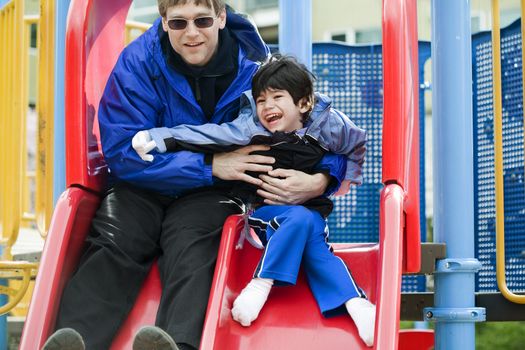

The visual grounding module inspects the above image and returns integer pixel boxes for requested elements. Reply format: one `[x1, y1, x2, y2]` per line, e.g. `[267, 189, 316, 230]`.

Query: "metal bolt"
[426, 311, 433, 319]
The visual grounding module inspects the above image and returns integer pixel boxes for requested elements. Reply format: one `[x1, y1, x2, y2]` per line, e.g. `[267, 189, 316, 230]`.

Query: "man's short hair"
[252, 54, 316, 120]
[157, 0, 226, 17]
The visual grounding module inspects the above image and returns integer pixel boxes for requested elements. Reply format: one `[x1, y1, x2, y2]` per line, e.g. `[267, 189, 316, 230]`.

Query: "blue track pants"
[248, 205, 364, 316]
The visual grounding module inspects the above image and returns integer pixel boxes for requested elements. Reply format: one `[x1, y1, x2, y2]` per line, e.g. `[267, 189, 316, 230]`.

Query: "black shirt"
[160, 26, 239, 120]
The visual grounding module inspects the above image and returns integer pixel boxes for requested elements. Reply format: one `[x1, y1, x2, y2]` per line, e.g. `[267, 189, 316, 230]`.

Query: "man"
[43, 1, 343, 349]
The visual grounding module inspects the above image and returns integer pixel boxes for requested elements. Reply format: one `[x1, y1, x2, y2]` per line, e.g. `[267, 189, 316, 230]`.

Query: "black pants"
[56, 183, 242, 349]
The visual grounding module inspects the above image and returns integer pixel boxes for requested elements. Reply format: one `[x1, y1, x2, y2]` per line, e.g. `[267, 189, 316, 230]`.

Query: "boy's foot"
[231, 278, 273, 327]
[132, 326, 179, 350]
[345, 297, 376, 347]
[42, 328, 85, 350]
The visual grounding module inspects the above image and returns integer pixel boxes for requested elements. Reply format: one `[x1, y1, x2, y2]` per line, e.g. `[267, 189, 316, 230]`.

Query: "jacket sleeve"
[98, 47, 214, 195]
[319, 108, 367, 185]
[314, 153, 348, 196]
[148, 107, 266, 152]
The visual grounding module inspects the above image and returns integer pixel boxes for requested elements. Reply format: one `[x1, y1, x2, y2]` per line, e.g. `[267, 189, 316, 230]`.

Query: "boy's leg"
[155, 189, 242, 349]
[301, 211, 375, 346]
[55, 183, 167, 349]
[250, 205, 315, 284]
[231, 205, 315, 326]
[301, 211, 364, 312]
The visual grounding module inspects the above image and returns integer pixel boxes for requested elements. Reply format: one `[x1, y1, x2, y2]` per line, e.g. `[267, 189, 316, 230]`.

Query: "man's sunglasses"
[167, 16, 216, 30]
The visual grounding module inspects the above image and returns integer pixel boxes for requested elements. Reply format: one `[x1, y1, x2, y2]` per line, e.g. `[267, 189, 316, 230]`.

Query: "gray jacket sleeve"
[148, 94, 270, 153]
[307, 107, 367, 185]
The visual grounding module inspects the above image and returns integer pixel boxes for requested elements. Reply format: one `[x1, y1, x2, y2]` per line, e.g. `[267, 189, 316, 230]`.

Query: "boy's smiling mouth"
[265, 113, 282, 123]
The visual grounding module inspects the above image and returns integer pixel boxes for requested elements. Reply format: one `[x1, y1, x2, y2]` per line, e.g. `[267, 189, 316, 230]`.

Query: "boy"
[133, 55, 376, 347]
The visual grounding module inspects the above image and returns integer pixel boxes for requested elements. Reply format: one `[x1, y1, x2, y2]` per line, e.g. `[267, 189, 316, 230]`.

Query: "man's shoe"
[132, 326, 179, 350]
[42, 328, 85, 350]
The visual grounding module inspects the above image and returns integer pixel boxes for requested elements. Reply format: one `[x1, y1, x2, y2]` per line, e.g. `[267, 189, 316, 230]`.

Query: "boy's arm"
[132, 95, 267, 160]
[317, 108, 367, 185]
[147, 110, 263, 153]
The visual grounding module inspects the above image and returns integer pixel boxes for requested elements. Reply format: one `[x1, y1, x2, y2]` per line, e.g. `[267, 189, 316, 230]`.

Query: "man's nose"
[185, 21, 200, 35]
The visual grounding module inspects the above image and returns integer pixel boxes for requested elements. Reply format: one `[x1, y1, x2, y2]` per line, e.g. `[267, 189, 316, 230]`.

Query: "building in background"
[127, 0, 521, 45]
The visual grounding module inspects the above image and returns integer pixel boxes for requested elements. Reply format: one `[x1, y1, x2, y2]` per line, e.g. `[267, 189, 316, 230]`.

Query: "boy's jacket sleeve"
[315, 153, 348, 195]
[98, 50, 214, 194]
[309, 106, 367, 185]
[148, 105, 266, 153]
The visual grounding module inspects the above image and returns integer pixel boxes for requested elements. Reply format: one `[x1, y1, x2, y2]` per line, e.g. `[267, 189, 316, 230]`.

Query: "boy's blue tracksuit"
[249, 205, 365, 316]
[148, 93, 368, 315]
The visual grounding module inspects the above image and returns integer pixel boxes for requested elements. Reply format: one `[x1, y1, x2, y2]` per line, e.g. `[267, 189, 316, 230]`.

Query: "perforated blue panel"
[310, 42, 431, 292]
[473, 19, 525, 293]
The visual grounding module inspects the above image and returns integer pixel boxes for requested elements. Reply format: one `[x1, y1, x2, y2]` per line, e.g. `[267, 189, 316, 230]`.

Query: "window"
[331, 33, 347, 42]
[355, 28, 381, 44]
[245, 0, 278, 12]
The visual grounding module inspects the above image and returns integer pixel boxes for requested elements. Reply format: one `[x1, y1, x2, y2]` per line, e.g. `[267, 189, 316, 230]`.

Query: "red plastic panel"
[398, 329, 434, 350]
[381, 0, 420, 273]
[65, 0, 132, 192]
[19, 187, 162, 350]
[375, 184, 405, 350]
[110, 265, 161, 350]
[19, 188, 101, 350]
[202, 215, 380, 350]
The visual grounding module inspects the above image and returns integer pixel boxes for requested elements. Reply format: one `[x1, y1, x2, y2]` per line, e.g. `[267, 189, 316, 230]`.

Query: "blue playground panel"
[473, 19, 525, 293]
[310, 42, 431, 292]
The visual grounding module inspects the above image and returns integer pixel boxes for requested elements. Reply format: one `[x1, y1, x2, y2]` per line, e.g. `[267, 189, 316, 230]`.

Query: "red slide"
[19, 0, 433, 349]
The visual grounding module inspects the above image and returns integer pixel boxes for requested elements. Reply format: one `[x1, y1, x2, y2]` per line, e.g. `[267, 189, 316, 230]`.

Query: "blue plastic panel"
[472, 19, 525, 292]
[311, 42, 431, 292]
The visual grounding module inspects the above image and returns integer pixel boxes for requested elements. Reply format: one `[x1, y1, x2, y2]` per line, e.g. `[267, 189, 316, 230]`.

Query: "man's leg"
[156, 189, 242, 350]
[55, 183, 168, 349]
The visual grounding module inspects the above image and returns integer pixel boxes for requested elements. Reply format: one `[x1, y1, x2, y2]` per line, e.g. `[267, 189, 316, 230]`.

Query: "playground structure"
[0, 0, 524, 349]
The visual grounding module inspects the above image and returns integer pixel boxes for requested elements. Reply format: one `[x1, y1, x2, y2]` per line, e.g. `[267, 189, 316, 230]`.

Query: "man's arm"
[98, 47, 236, 195]
[258, 152, 347, 205]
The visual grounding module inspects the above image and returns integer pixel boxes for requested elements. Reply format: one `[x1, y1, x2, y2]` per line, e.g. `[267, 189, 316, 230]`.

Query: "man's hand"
[257, 169, 331, 205]
[212, 145, 275, 186]
[132, 131, 157, 162]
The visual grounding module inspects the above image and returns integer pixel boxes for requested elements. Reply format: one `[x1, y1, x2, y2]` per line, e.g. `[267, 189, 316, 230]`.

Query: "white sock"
[345, 297, 376, 347]
[231, 278, 274, 327]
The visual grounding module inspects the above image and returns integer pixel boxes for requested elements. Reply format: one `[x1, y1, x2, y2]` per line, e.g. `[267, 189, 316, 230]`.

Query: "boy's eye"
[256, 99, 265, 104]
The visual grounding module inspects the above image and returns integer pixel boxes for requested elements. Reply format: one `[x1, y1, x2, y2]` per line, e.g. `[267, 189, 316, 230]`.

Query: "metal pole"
[278, 0, 312, 69]
[425, 0, 485, 348]
[53, 0, 71, 204]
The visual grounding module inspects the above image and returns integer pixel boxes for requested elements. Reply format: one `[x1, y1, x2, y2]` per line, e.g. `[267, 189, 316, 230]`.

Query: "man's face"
[162, 2, 226, 67]
[256, 89, 308, 133]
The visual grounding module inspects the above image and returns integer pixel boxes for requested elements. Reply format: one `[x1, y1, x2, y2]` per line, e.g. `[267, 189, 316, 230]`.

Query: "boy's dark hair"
[252, 54, 316, 121]
[157, 0, 226, 18]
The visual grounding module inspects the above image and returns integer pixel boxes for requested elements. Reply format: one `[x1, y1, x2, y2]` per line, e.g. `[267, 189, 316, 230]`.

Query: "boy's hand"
[333, 180, 352, 196]
[212, 145, 275, 186]
[257, 169, 330, 205]
[132, 130, 157, 162]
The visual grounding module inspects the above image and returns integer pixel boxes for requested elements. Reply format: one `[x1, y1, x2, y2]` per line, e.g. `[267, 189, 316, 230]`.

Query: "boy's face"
[162, 2, 226, 67]
[256, 89, 309, 133]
